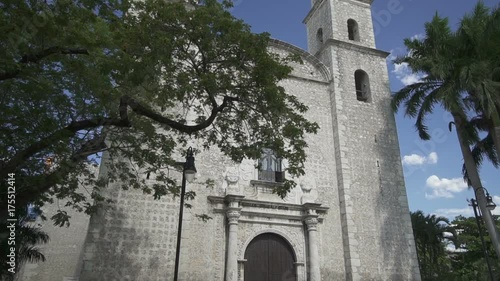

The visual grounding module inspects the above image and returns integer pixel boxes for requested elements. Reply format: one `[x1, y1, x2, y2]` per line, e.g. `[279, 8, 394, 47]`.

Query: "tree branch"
[2, 94, 238, 177]
[20, 47, 89, 64]
[0, 135, 107, 219]
[0, 47, 89, 81]
[2, 87, 244, 189]
[119, 94, 235, 133]
[1, 118, 129, 178]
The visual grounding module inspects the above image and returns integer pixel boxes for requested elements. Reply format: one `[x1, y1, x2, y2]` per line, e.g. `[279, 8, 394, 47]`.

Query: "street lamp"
[469, 196, 494, 281]
[484, 188, 496, 211]
[173, 147, 196, 281]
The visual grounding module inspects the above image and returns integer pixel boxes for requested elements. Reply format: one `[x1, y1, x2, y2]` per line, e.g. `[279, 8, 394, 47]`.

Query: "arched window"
[347, 19, 360, 41]
[316, 28, 324, 44]
[355, 70, 370, 102]
[258, 148, 284, 182]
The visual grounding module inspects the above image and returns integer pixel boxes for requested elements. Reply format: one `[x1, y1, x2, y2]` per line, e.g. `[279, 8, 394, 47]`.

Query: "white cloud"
[433, 198, 500, 220]
[434, 207, 473, 218]
[442, 231, 454, 238]
[402, 154, 425, 165]
[410, 33, 425, 41]
[400, 73, 423, 86]
[392, 62, 426, 86]
[446, 244, 467, 253]
[387, 49, 398, 62]
[425, 175, 468, 199]
[427, 152, 438, 164]
[402, 152, 438, 166]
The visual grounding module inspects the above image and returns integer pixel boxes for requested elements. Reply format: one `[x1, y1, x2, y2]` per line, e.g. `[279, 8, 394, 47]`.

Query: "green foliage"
[447, 215, 500, 281]
[0, 0, 318, 228]
[410, 211, 456, 280]
[411, 210, 500, 281]
[0, 214, 50, 280]
[393, 2, 500, 260]
[391, 2, 500, 173]
[0, 2, 319, 278]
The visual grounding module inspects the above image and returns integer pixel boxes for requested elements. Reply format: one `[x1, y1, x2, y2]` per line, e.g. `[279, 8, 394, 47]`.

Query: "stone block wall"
[318, 40, 420, 280]
[16, 3, 421, 278]
[332, 0, 376, 48]
[78, 43, 350, 281]
[16, 168, 98, 281]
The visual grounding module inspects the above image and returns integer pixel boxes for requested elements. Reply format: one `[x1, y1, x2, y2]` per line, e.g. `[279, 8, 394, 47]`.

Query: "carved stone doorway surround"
[208, 187, 328, 281]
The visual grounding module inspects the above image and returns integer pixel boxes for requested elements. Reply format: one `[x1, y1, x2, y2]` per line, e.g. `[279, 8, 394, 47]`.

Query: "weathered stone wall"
[332, 0, 376, 48]
[304, 0, 420, 279]
[16, 205, 90, 281]
[305, 0, 375, 56]
[315, 33, 420, 281]
[17, 1, 421, 280]
[304, 0, 333, 55]
[78, 44, 348, 281]
[16, 167, 98, 281]
[268, 45, 347, 280]
[78, 144, 232, 281]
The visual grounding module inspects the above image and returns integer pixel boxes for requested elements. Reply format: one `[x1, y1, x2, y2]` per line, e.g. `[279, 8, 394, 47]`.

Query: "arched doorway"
[244, 233, 297, 281]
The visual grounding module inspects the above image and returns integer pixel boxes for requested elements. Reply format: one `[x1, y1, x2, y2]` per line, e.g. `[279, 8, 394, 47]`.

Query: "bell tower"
[304, 0, 421, 280]
[305, 0, 375, 56]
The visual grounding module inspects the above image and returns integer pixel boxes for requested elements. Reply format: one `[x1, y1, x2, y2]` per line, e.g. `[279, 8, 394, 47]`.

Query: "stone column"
[225, 199, 242, 281]
[305, 214, 321, 281]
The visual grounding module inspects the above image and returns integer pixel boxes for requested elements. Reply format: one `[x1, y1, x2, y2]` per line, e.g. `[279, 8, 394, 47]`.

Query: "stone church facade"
[17, 0, 421, 280]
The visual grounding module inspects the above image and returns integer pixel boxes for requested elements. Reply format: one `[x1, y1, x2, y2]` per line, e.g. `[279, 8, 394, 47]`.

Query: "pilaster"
[304, 207, 321, 281]
[224, 195, 244, 281]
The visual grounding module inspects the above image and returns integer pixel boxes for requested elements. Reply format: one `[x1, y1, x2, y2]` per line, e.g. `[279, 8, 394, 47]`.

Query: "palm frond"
[415, 86, 443, 140]
[462, 132, 499, 182]
[18, 246, 46, 264]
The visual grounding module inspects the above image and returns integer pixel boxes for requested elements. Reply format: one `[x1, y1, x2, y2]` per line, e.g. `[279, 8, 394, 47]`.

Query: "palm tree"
[0, 216, 49, 280]
[455, 3, 500, 160]
[392, 3, 500, 258]
[411, 211, 456, 280]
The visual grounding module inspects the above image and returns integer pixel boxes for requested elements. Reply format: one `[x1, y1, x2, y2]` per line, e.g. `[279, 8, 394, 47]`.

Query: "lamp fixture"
[484, 188, 496, 211]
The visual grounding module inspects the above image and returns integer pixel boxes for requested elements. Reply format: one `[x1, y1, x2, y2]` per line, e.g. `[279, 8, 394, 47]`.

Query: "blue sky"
[230, 0, 499, 219]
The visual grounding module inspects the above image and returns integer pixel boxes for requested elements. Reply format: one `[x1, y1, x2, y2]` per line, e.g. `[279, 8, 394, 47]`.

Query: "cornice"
[303, 0, 326, 24]
[208, 196, 329, 213]
[268, 38, 333, 82]
[339, 0, 373, 7]
[316, 38, 390, 58]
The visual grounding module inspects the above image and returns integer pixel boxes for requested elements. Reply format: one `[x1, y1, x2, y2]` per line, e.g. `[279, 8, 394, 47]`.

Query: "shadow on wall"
[79, 194, 178, 281]
[374, 95, 419, 280]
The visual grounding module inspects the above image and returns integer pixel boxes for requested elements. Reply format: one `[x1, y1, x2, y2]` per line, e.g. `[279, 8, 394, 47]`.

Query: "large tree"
[449, 215, 500, 280]
[410, 211, 500, 281]
[411, 211, 456, 280]
[392, 3, 500, 258]
[0, 0, 318, 224]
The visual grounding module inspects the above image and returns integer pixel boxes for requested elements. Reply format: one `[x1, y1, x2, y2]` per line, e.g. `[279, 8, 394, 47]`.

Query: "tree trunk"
[494, 103, 500, 160]
[493, 123, 500, 160]
[453, 113, 500, 258]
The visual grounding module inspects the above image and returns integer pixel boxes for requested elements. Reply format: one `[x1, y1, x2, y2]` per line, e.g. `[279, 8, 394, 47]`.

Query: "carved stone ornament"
[299, 176, 318, 204]
[304, 216, 319, 231]
[226, 210, 241, 224]
[239, 159, 255, 182]
[225, 167, 239, 184]
[222, 167, 241, 195]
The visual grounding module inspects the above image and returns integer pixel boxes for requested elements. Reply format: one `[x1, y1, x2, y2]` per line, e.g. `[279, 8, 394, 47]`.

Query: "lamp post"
[469, 188, 496, 281]
[173, 147, 196, 281]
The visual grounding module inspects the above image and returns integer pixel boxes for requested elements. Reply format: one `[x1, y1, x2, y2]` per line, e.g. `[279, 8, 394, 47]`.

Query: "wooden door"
[244, 233, 297, 281]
